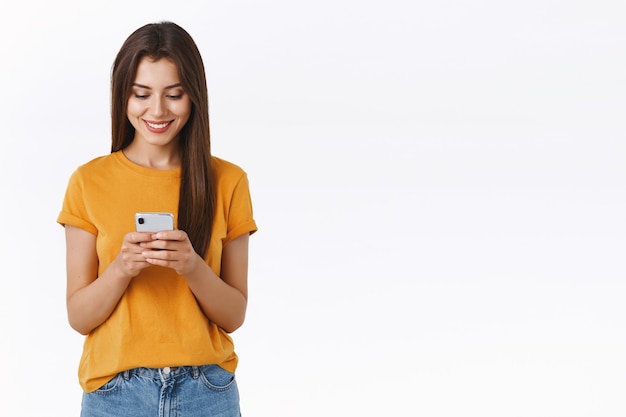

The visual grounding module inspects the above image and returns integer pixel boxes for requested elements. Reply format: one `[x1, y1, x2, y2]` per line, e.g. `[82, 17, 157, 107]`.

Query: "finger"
[142, 249, 175, 261]
[141, 240, 169, 250]
[129, 232, 156, 244]
[152, 230, 187, 242]
[144, 257, 172, 268]
[122, 250, 155, 264]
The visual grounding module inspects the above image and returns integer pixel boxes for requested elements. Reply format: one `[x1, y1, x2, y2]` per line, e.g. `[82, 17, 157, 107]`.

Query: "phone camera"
[138, 218, 145, 224]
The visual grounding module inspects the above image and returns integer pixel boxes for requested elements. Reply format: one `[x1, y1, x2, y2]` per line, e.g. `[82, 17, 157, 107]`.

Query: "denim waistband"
[122, 366, 203, 381]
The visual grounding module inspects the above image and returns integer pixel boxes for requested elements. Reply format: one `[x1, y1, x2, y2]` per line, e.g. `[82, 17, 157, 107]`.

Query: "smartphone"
[135, 212, 175, 233]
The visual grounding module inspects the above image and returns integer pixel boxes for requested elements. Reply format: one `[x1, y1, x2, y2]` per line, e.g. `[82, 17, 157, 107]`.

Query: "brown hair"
[111, 22, 215, 257]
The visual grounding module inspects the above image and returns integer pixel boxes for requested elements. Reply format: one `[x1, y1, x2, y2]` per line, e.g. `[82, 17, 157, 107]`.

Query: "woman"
[58, 21, 257, 416]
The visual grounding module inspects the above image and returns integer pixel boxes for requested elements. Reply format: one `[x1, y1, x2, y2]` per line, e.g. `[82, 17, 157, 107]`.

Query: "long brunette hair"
[111, 22, 215, 257]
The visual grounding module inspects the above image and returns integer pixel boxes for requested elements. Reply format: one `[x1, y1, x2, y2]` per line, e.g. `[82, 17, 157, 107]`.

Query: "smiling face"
[126, 57, 192, 151]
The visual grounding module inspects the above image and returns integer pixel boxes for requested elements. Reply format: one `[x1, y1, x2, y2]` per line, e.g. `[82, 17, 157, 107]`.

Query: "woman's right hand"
[112, 231, 158, 278]
[65, 227, 155, 335]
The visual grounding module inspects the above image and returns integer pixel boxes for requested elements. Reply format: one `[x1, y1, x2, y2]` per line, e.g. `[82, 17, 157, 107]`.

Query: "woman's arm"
[142, 231, 250, 333]
[65, 225, 153, 335]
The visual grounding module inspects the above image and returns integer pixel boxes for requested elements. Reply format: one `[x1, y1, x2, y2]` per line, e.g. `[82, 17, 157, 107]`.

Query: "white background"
[2, 1, 625, 416]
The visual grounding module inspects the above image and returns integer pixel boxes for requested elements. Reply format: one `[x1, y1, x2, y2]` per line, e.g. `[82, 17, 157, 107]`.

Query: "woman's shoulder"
[211, 155, 248, 179]
[211, 156, 253, 197]
[75, 152, 119, 172]
[69, 153, 119, 180]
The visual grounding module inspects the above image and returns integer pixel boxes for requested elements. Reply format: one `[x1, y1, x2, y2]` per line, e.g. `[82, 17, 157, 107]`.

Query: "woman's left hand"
[140, 230, 201, 276]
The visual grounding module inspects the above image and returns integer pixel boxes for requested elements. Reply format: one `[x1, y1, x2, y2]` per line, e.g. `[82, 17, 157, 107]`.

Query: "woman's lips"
[144, 120, 173, 133]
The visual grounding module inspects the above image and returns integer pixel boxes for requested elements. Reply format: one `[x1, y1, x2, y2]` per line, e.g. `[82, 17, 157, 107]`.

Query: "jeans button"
[163, 367, 171, 375]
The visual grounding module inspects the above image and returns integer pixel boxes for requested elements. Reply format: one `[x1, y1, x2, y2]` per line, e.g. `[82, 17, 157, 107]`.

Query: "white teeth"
[147, 121, 169, 129]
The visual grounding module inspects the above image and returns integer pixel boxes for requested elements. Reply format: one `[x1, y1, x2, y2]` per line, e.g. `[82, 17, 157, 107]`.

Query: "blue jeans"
[81, 365, 241, 417]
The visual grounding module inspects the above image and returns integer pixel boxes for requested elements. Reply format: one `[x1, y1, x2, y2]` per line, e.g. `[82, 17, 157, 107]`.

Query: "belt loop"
[122, 370, 130, 380]
[192, 366, 200, 379]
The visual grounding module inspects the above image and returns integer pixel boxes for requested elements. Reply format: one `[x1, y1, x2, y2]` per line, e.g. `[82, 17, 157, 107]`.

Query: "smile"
[145, 120, 172, 129]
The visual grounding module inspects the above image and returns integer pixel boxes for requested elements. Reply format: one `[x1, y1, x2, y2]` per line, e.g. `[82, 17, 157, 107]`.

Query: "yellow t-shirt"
[57, 151, 257, 392]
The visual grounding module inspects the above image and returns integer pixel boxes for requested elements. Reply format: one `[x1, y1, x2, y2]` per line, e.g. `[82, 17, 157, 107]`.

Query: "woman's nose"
[151, 96, 166, 117]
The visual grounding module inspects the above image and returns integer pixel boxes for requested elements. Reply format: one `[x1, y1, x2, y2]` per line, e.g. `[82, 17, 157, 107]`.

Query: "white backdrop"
[2, 1, 625, 416]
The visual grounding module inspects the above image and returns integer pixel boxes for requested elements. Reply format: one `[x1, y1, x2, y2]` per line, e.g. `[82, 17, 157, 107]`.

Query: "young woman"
[58, 22, 257, 416]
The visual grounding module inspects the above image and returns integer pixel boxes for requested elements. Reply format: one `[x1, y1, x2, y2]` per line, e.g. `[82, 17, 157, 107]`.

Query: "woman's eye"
[134, 94, 149, 99]
[167, 94, 183, 100]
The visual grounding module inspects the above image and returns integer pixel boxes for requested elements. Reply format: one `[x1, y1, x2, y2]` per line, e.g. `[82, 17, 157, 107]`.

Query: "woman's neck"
[122, 141, 181, 170]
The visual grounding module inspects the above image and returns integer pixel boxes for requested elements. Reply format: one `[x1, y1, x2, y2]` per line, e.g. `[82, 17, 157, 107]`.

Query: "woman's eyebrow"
[132, 83, 183, 90]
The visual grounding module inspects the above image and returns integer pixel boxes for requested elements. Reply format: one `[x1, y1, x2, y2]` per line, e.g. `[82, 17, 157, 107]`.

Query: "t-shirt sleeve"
[57, 169, 98, 235]
[224, 172, 258, 246]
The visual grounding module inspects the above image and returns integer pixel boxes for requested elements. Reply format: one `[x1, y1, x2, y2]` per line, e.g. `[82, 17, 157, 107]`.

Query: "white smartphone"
[135, 212, 175, 233]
